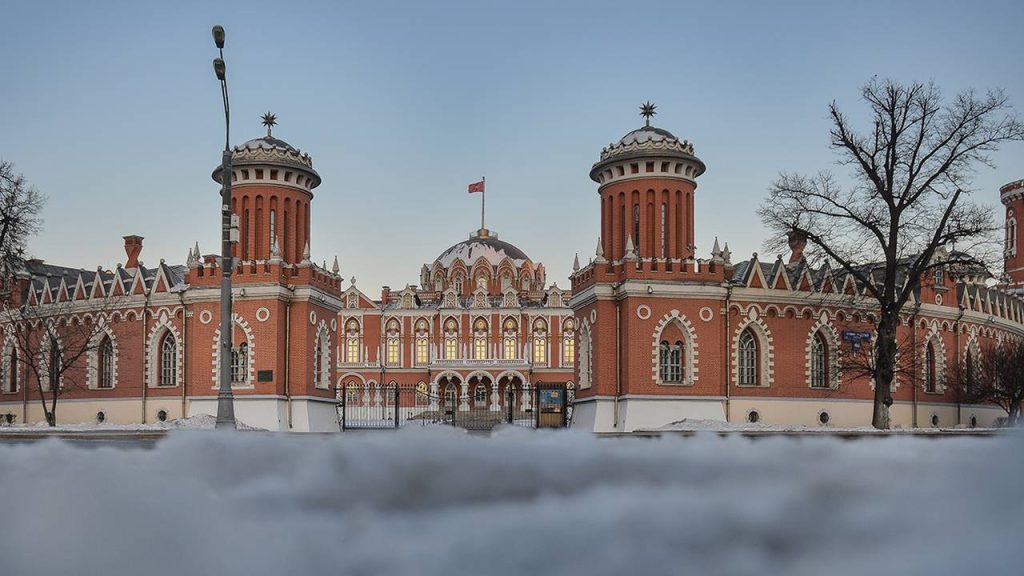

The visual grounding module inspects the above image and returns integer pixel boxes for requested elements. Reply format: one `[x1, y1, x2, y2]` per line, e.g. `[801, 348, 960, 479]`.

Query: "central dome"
[434, 230, 530, 268]
[616, 126, 680, 146]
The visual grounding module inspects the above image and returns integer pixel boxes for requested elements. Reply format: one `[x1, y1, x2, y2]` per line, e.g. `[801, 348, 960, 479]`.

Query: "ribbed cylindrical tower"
[590, 120, 705, 263]
[212, 123, 321, 265]
[1001, 179, 1023, 286]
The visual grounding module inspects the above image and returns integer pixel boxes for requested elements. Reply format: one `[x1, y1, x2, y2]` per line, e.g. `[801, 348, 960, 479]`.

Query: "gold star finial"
[639, 101, 657, 127]
[261, 112, 277, 136]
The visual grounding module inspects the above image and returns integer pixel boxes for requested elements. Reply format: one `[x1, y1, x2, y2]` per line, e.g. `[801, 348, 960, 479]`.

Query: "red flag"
[467, 179, 485, 194]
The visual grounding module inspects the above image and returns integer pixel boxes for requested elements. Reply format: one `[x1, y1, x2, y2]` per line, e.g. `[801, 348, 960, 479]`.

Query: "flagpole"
[480, 176, 486, 232]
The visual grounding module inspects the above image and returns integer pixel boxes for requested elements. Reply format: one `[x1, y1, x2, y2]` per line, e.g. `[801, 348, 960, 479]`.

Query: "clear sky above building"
[1, 0, 1022, 293]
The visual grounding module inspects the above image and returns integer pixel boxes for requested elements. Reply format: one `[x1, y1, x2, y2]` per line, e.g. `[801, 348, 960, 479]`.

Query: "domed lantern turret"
[590, 102, 705, 262]
[212, 113, 321, 264]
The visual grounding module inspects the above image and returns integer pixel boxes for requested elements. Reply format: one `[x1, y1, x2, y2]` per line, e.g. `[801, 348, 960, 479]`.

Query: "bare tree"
[5, 296, 124, 427]
[0, 161, 45, 295]
[956, 339, 1024, 425]
[760, 78, 1024, 428]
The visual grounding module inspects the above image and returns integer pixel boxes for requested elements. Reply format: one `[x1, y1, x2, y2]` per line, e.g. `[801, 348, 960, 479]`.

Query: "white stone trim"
[805, 316, 841, 389]
[86, 320, 119, 390]
[732, 316, 774, 387]
[650, 310, 698, 386]
[211, 313, 255, 389]
[921, 324, 948, 394]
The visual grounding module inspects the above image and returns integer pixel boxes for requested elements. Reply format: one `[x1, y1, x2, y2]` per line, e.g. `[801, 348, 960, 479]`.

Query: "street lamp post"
[212, 25, 236, 429]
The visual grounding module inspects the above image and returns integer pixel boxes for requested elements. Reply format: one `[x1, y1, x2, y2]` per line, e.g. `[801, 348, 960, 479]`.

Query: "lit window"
[473, 318, 488, 359]
[532, 318, 547, 364]
[562, 318, 575, 365]
[444, 319, 459, 359]
[385, 319, 400, 366]
[345, 319, 360, 363]
[415, 320, 429, 365]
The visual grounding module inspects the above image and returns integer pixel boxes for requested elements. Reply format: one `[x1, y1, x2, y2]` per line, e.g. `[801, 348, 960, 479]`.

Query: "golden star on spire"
[261, 112, 277, 136]
[639, 101, 657, 127]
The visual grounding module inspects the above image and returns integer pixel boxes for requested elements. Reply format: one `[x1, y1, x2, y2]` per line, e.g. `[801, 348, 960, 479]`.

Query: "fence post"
[561, 383, 568, 428]
[340, 384, 347, 431]
[394, 385, 400, 429]
[534, 384, 540, 428]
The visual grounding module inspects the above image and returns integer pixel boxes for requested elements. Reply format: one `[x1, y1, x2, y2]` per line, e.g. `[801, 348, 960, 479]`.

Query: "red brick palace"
[1, 114, 1022, 431]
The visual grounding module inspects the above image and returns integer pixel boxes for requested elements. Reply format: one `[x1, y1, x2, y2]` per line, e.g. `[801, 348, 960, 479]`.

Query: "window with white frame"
[443, 319, 459, 359]
[579, 325, 592, 389]
[415, 319, 429, 365]
[385, 319, 401, 366]
[5, 347, 17, 393]
[345, 319, 360, 363]
[503, 318, 518, 360]
[532, 318, 547, 364]
[231, 342, 248, 385]
[924, 341, 938, 393]
[98, 336, 114, 389]
[810, 331, 829, 389]
[159, 333, 177, 387]
[473, 318, 488, 360]
[737, 328, 759, 386]
[659, 341, 683, 383]
[561, 318, 575, 365]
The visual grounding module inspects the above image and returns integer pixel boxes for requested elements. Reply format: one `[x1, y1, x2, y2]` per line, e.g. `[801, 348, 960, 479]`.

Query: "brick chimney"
[123, 235, 144, 269]
[787, 230, 808, 264]
[381, 286, 391, 304]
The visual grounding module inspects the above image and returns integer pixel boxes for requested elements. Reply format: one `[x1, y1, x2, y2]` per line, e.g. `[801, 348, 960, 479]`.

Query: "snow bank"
[0, 428, 1020, 575]
[646, 418, 990, 433]
[0, 414, 264, 432]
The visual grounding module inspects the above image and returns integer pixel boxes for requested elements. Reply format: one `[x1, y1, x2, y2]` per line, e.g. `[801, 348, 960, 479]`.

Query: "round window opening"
[818, 411, 830, 425]
[747, 410, 760, 424]
[157, 409, 168, 422]
[969, 415, 978, 428]
[931, 414, 939, 427]
[96, 411, 106, 423]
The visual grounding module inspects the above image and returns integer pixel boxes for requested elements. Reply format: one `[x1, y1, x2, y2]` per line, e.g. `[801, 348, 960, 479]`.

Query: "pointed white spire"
[186, 246, 196, 267]
[595, 236, 606, 262]
[269, 237, 281, 261]
[722, 242, 732, 264]
[624, 234, 637, 260]
[332, 256, 340, 275]
[301, 241, 311, 264]
[572, 253, 580, 273]
[711, 237, 721, 257]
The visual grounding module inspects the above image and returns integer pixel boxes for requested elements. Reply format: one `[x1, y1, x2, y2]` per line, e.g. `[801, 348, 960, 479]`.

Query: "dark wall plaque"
[257, 370, 273, 382]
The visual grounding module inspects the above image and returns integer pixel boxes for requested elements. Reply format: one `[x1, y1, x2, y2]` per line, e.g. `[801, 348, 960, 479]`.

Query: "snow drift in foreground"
[0, 429, 1021, 576]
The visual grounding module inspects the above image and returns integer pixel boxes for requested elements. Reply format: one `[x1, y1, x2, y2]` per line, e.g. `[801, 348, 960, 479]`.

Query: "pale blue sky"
[2, 0, 1022, 293]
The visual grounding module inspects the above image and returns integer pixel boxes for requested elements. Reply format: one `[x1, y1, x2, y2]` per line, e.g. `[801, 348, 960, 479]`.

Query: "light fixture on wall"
[647, 286, 654, 295]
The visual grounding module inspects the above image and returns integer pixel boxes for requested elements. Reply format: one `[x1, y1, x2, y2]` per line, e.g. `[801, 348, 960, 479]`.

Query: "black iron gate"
[338, 382, 568, 431]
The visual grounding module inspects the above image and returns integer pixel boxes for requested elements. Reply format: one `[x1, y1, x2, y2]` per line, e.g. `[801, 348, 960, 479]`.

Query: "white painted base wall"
[571, 395, 1009, 432]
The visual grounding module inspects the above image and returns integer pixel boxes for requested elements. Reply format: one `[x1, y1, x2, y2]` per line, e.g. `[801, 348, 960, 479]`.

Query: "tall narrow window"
[738, 328, 759, 386]
[385, 319, 401, 366]
[415, 319, 429, 365]
[503, 318, 518, 359]
[269, 209, 276, 253]
[925, 342, 937, 393]
[444, 319, 459, 359]
[660, 203, 667, 258]
[562, 318, 575, 365]
[314, 332, 329, 388]
[532, 318, 547, 364]
[231, 342, 248, 384]
[473, 318, 488, 360]
[243, 209, 250, 260]
[810, 332, 828, 389]
[99, 336, 114, 389]
[965, 347, 979, 394]
[579, 327, 592, 388]
[633, 204, 640, 250]
[48, 340, 60, 391]
[7, 349, 17, 393]
[659, 341, 683, 383]
[160, 334, 177, 387]
[345, 319, 360, 364]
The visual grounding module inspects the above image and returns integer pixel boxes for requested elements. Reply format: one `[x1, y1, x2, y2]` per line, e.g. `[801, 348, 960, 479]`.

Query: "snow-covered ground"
[644, 417, 998, 433]
[0, 428, 1020, 576]
[0, 414, 264, 432]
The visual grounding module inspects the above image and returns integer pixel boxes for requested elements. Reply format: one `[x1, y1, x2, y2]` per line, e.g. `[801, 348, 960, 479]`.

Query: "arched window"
[579, 326, 592, 389]
[160, 333, 177, 387]
[98, 336, 114, 389]
[313, 332, 330, 389]
[345, 319, 360, 364]
[7, 348, 17, 393]
[444, 319, 459, 359]
[502, 318, 518, 360]
[562, 318, 575, 366]
[452, 273, 464, 294]
[737, 328, 759, 386]
[46, 338, 61, 392]
[474, 383, 487, 406]
[473, 318, 488, 359]
[633, 204, 640, 251]
[659, 340, 683, 383]
[231, 342, 248, 384]
[660, 203, 668, 257]
[385, 319, 401, 366]
[415, 319, 429, 365]
[269, 209, 276, 252]
[532, 318, 547, 364]
[475, 274, 488, 291]
[810, 331, 829, 389]
[925, 341, 938, 393]
[444, 382, 456, 406]
[520, 275, 530, 291]
[1007, 214, 1017, 254]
